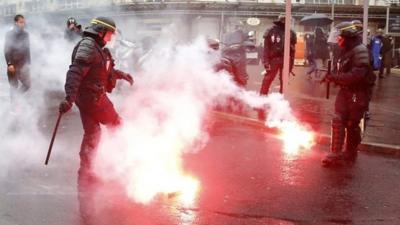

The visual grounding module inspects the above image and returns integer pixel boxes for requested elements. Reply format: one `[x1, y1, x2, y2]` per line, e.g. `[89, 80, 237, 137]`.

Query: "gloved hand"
[7, 65, 16, 76]
[324, 73, 337, 83]
[122, 73, 134, 86]
[263, 62, 270, 71]
[59, 100, 73, 114]
[236, 75, 248, 87]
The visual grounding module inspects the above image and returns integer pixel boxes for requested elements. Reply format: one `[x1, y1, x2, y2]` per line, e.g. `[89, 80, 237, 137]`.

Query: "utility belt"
[79, 84, 106, 103]
[339, 84, 368, 92]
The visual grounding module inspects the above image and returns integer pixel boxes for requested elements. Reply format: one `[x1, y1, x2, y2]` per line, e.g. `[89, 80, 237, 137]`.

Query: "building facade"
[0, 0, 397, 16]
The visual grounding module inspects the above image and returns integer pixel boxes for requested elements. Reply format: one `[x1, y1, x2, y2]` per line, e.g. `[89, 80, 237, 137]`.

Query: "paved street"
[1, 111, 400, 225]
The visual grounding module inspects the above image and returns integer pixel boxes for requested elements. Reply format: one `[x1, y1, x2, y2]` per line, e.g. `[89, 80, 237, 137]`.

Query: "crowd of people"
[368, 28, 395, 78]
[305, 24, 396, 79]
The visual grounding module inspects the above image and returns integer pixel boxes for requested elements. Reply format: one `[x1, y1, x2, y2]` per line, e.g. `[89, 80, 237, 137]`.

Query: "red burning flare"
[277, 121, 316, 156]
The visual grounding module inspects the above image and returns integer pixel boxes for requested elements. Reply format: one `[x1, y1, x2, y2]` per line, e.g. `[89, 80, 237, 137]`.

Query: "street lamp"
[386, 1, 390, 34]
[362, 0, 369, 45]
[331, 0, 335, 29]
[282, 0, 292, 95]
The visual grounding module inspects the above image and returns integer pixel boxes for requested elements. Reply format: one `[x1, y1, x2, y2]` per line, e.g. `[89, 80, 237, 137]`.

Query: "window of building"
[4, 4, 17, 16]
[25, 0, 47, 12]
[56, 0, 84, 10]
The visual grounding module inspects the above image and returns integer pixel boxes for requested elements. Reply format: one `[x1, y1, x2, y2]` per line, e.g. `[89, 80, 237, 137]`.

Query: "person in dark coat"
[258, 15, 296, 120]
[379, 35, 393, 77]
[313, 27, 330, 68]
[4, 14, 31, 99]
[260, 15, 296, 95]
[322, 21, 374, 167]
[370, 29, 384, 74]
[219, 29, 249, 87]
[304, 33, 316, 76]
[58, 17, 133, 225]
[208, 36, 249, 115]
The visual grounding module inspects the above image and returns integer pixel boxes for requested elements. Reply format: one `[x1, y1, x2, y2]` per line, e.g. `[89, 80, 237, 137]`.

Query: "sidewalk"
[246, 65, 400, 156]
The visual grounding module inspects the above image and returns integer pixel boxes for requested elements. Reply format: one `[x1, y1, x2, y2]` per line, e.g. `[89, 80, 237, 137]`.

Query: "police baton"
[45, 112, 63, 165]
[326, 60, 331, 99]
[320, 60, 332, 99]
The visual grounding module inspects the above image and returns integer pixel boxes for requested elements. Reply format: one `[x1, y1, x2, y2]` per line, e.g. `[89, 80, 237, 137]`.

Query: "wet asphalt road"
[1, 110, 400, 225]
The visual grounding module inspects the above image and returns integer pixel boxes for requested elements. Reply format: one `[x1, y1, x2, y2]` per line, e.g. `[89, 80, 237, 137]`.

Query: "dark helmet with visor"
[67, 17, 77, 27]
[336, 21, 362, 38]
[84, 17, 117, 36]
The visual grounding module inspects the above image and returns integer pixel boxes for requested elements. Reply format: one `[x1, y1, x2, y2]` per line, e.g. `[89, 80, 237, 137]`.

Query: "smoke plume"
[93, 25, 300, 205]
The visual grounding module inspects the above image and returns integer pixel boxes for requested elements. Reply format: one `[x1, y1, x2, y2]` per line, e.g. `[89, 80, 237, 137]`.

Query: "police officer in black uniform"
[218, 29, 250, 87]
[260, 15, 296, 95]
[206, 36, 249, 115]
[322, 21, 373, 167]
[64, 17, 82, 42]
[59, 17, 133, 224]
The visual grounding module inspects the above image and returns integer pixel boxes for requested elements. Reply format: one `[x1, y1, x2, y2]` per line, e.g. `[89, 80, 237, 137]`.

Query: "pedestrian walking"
[4, 14, 31, 100]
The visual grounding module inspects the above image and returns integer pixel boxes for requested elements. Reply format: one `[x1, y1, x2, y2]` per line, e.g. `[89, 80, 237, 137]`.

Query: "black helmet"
[84, 17, 116, 36]
[207, 38, 220, 50]
[67, 17, 77, 27]
[375, 28, 384, 36]
[351, 20, 363, 32]
[336, 21, 362, 38]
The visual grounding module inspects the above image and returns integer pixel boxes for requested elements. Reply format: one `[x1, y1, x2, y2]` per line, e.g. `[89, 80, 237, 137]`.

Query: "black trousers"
[76, 95, 121, 225]
[379, 52, 391, 76]
[331, 89, 369, 154]
[260, 63, 283, 95]
[7, 65, 31, 100]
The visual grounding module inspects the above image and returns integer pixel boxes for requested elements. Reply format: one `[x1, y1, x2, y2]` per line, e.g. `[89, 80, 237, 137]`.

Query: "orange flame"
[124, 163, 200, 206]
[277, 121, 315, 156]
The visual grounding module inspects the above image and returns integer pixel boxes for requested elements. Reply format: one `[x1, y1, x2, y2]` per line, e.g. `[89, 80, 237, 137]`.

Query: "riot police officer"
[59, 17, 133, 224]
[64, 17, 82, 42]
[322, 21, 373, 167]
[207, 36, 248, 115]
[218, 29, 250, 87]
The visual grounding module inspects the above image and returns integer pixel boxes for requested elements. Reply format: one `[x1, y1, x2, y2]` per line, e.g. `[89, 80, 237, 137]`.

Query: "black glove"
[324, 73, 337, 83]
[121, 73, 134, 86]
[236, 75, 248, 87]
[263, 62, 270, 71]
[59, 100, 73, 114]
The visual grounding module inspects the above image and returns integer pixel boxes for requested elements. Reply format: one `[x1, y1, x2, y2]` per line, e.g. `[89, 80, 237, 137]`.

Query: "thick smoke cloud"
[93, 24, 300, 205]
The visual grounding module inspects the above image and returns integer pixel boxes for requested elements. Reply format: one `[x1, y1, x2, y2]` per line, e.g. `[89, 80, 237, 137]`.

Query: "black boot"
[322, 118, 345, 167]
[257, 109, 266, 121]
[343, 121, 361, 163]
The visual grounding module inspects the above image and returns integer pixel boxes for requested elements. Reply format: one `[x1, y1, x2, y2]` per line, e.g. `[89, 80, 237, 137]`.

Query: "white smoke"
[93, 25, 299, 205]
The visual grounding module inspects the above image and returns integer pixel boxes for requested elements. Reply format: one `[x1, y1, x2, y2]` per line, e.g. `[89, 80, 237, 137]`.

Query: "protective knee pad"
[106, 116, 122, 132]
[111, 116, 121, 128]
[346, 120, 361, 150]
[80, 130, 101, 155]
[331, 116, 345, 153]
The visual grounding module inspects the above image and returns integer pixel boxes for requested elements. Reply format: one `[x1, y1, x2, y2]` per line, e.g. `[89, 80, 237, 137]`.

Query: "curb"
[315, 133, 400, 158]
[212, 111, 400, 158]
